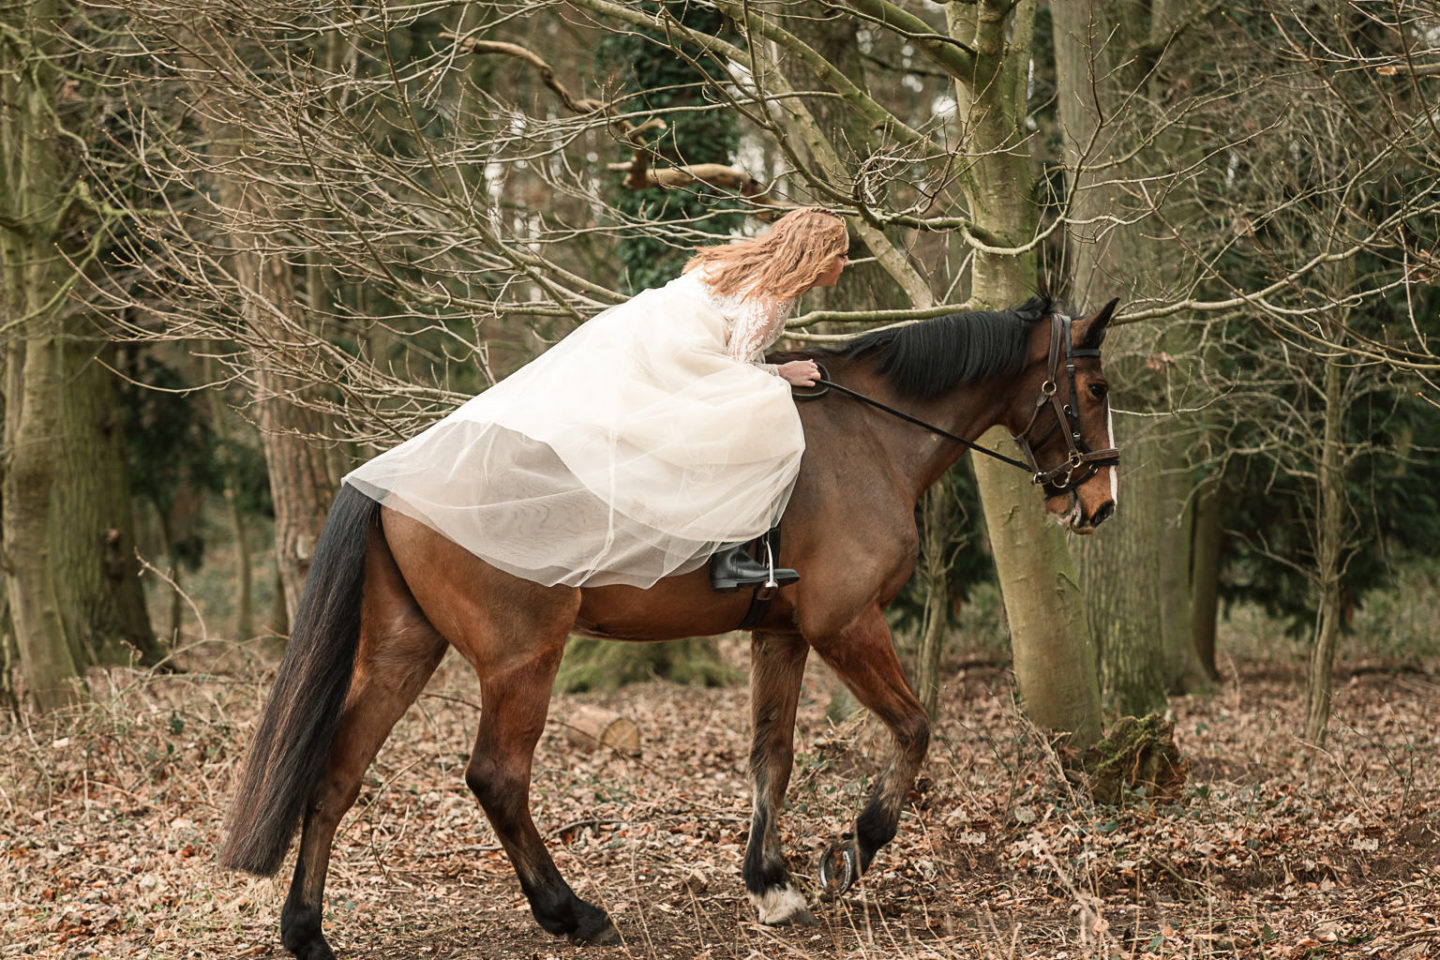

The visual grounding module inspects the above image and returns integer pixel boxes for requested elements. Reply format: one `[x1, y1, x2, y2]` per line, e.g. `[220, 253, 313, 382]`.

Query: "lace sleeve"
[727, 296, 791, 370]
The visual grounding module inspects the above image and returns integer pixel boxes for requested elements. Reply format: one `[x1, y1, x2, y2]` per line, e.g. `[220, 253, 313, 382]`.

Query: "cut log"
[560, 704, 641, 756]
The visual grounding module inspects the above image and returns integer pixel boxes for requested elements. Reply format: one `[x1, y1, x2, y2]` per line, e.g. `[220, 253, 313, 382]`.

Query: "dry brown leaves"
[2, 645, 1438, 959]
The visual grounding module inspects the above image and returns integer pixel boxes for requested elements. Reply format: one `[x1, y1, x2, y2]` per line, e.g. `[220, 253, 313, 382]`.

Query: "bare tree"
[81, 0, 1434, 733]
[1052, 0, 1218, 714]
[1167, 3, 1439, 740]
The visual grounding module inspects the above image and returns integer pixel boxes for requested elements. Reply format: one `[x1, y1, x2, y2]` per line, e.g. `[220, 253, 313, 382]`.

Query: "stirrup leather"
[757, 539, 780, 600]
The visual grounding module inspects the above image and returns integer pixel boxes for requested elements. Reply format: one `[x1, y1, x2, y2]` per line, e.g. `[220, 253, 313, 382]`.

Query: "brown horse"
[220, 296, 1118, 959]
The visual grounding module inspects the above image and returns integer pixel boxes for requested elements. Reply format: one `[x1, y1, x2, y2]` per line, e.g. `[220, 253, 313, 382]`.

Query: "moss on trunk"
[2, 0, 160, 708]
[1066, 714, 1188, 806]
[949, 0, 1103, 748]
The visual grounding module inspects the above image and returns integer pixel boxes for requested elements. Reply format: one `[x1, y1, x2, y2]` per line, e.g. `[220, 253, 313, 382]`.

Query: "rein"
[802, 375, 1033, 472]
[799, 313, 1120, 495]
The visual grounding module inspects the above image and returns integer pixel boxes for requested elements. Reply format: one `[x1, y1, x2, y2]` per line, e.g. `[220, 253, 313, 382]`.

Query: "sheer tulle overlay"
[343, 274, 806, 588]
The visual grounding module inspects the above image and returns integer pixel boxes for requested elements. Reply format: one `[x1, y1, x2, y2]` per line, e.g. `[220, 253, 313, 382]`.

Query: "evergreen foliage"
[597, 1, 743, 292]
[121, 351, 273, 569]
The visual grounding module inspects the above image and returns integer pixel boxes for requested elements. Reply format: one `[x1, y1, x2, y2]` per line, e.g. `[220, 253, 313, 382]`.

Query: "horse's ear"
[1079, 298, 1119, 350]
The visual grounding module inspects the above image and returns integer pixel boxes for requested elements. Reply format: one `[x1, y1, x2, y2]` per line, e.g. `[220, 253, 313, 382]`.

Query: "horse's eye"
[1088, 382, 1108, 401]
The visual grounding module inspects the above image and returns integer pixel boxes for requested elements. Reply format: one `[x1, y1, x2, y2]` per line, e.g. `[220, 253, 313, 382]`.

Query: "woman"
[344, 207, 850, 591]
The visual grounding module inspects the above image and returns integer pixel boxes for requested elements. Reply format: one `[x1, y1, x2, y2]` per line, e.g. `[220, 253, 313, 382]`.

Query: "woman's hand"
[778, 359, 820, 387]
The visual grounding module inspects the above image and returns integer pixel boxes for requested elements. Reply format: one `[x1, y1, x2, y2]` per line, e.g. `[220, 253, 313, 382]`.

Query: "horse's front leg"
[808, 605, 930, 897]
[745, 631, 816, 925]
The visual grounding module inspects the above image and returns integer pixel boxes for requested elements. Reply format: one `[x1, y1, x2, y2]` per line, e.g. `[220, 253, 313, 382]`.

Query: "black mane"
[822, 296, 1053, 399]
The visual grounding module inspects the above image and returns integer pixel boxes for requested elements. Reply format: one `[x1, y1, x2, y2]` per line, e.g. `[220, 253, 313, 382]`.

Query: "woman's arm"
[728, 299, 818, 386]
[727, 298, 781, 367]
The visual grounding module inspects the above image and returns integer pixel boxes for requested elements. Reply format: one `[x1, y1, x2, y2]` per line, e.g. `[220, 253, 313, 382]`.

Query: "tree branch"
[837, 0, 976, 78]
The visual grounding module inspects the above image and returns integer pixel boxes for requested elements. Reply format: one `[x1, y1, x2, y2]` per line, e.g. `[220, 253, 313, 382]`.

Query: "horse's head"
[1008, 299, 1120, 534]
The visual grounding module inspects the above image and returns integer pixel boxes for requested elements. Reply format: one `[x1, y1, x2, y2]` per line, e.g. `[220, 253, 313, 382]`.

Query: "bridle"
[1010, 313, 1120, 497]
[802, 311, 1119, 496]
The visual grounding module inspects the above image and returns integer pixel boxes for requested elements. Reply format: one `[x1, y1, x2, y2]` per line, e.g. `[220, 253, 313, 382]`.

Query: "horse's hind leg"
[807, 605, 930, 897]
[463, 640, 617, 944]
[388, 516, 617, 945]
[745, 631, 816, 925]
[281, 527, 448, 960]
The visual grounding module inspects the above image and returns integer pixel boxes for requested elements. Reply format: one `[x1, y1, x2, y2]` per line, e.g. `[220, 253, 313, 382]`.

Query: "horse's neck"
[832, 369, 1009, 501]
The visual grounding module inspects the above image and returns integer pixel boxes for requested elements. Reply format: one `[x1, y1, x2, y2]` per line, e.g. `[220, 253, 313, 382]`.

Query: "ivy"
[597, 1, 744, 292]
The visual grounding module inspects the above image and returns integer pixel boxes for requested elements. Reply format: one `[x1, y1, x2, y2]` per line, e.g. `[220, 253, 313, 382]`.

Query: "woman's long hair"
[682, 208, 848, 301]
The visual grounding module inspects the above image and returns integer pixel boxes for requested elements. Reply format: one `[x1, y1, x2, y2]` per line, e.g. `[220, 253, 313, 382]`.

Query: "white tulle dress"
[343, 270, 805, 588]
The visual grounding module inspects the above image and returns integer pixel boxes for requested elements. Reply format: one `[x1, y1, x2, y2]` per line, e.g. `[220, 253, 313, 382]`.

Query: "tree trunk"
[269, 561, 290, 645]
[174, 23, 340, 630]
[204, 370, 256, 643]
[1053, 0, 1207, 711]
[4, 295, 161, 674]
[1189, 477, 1223, 680]
[559, 704, 642, 756]
[1, 611, 18, 717]
[950, 0, 1102, 747]
[1084, 431, 1168, 715]
[1304, 355, 1346, 744]
[153, 507, 180, 645]
[3, 334, 86, 710]
[914, 479, 950, 721]
[2, 0, 160, 710]
[0, 344, 7, 712]
[248, 316, 338, 624]
[1157, 441, 1208, 692]
[226, 485, 255, 643]
[777, 3, 907, 318]
[202, 124, 338, 625]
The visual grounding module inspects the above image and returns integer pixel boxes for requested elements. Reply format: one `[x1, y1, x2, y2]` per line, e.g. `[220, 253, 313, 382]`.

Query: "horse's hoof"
[281, 904, 337, 960]
[567, 920, 621, 946]
[566, 904, 621, 947]
[818, 837, 861, 897]
[284, 936, 337, 960]
[750, 884, 817, 926]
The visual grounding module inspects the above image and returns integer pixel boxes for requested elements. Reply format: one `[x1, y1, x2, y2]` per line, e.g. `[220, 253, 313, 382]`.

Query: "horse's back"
[573, 390, 924, 642]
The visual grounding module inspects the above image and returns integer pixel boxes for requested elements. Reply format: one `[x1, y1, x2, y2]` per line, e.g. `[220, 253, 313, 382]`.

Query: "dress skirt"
[343, 276, 806, 588]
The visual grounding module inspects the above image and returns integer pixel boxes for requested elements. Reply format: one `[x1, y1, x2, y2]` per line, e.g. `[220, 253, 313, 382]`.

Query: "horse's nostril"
[1091, 500, 1115, 526]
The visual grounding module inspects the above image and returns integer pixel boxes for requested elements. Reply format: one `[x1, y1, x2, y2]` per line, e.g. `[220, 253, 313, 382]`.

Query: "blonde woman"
[345, 207, 851, 591]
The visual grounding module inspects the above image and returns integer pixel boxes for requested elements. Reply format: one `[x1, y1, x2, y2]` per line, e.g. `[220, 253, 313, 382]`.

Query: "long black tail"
[219, 484, 379, 876]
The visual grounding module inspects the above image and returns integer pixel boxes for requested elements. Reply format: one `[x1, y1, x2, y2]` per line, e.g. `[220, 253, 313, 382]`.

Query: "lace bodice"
[677, 271, 796, 372]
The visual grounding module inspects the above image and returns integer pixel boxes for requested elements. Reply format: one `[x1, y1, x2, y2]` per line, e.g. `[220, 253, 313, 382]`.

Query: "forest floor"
[2, 636, 1439, 960]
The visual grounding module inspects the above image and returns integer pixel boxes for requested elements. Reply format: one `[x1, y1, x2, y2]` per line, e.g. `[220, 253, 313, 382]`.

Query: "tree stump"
[559, 704, 641, 756]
